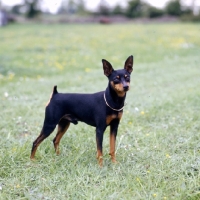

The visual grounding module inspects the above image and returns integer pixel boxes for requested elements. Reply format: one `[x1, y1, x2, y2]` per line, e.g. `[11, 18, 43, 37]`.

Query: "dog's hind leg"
[30, 124, 56, 159]
[53, 114, 77, 155]
[53, 120, 70, 155]
[53, 114, 78, 155]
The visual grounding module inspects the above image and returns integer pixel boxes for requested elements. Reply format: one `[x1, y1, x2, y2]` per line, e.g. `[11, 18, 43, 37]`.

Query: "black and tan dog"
[30, 55, 133, 166]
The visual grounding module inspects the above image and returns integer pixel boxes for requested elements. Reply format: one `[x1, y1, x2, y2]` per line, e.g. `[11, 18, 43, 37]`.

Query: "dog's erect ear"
[124, 55, 133, 74]
[102, 59, 114, 77]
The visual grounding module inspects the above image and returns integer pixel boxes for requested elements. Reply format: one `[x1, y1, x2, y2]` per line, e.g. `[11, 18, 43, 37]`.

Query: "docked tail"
[53, 85, 58, 95]
[46, 86, 58, 106]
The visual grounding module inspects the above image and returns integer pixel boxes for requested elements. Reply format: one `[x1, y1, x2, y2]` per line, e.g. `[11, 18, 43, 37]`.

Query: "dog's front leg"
[109, 119, 119, 163]
[96, 127, 106, 167]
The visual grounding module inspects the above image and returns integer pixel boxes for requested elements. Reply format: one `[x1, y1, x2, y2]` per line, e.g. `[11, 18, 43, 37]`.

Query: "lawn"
[0, 22, 200, 199]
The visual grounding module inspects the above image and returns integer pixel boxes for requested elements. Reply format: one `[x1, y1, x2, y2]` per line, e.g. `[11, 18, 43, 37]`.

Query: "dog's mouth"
[111, 81, 130, 97]
[113, 86, 128, 97]
[114, 85, 129, 93]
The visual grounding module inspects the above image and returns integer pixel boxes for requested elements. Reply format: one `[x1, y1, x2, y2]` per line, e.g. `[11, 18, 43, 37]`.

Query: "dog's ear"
[102, 59, 114, 77]
[124, 55, 133, 74]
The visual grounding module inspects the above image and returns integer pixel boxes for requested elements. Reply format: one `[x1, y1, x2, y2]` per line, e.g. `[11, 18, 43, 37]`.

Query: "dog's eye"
[125, 76, 130, 81]
[113, 76, 120, 84]
[113, 79, 120, 84]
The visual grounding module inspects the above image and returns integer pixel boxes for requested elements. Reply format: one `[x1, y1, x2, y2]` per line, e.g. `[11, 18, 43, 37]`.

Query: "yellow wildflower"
[8, 73, 15, 80]
[166, 154, 171, 158]
[55, 62, 64, 70]
[136, 177, 140, 182]
[85, 68, 91, 72]
[12, 148, 17, 152]
[140, 111, 145, 115]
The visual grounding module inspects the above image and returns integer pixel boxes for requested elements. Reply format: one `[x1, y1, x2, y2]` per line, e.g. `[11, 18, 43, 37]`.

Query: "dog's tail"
[53, 85, 58, 95]
[46, 86, 58, 106]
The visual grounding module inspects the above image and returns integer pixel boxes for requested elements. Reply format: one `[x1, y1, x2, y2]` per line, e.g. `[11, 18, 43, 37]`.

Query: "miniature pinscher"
[30, 55, 133, 166]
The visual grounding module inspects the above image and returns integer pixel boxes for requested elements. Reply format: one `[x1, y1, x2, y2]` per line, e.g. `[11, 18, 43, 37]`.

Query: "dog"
[30, 55, 133, 166]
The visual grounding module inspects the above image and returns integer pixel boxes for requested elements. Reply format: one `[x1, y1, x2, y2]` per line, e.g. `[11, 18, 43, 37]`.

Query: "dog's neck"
[104, 83, 126, 110]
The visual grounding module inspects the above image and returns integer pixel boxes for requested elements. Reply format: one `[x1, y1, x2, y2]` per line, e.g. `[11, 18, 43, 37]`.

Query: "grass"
[0, 22, 200, 199]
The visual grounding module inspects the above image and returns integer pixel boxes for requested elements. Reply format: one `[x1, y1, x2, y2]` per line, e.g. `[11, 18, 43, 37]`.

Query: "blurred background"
[0, 0, 200, 25]
[0, 1, 200, 199]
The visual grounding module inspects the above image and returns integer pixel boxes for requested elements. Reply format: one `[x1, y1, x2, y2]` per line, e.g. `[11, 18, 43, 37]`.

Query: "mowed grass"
[0, 22, 200, 199]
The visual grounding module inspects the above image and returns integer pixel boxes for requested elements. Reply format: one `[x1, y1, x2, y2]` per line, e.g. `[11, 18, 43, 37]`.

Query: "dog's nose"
[123, 85, 129, 91]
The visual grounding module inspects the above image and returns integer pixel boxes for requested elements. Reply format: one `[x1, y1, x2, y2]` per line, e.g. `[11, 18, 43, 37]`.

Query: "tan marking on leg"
[96, 136, 103, 167]
[109, 132, 117, 163]
[30, 134, 46, 159]
[96, 149, 103, 167]
[53, 122, 70, 155]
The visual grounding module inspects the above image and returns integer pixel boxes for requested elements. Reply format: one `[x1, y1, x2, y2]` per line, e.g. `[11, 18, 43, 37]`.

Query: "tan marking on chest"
[106, 112, 123, 125]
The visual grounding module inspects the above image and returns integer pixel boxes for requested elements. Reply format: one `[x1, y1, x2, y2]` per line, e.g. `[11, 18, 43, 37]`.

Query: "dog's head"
[102, 55, 133, 97]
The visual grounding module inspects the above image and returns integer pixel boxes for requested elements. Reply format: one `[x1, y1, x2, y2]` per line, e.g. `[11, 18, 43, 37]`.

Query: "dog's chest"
[106, 112, 123, 125]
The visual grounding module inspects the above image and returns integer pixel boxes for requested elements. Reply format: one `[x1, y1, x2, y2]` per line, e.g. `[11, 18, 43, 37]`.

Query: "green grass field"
[0, 23, 200, 199]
